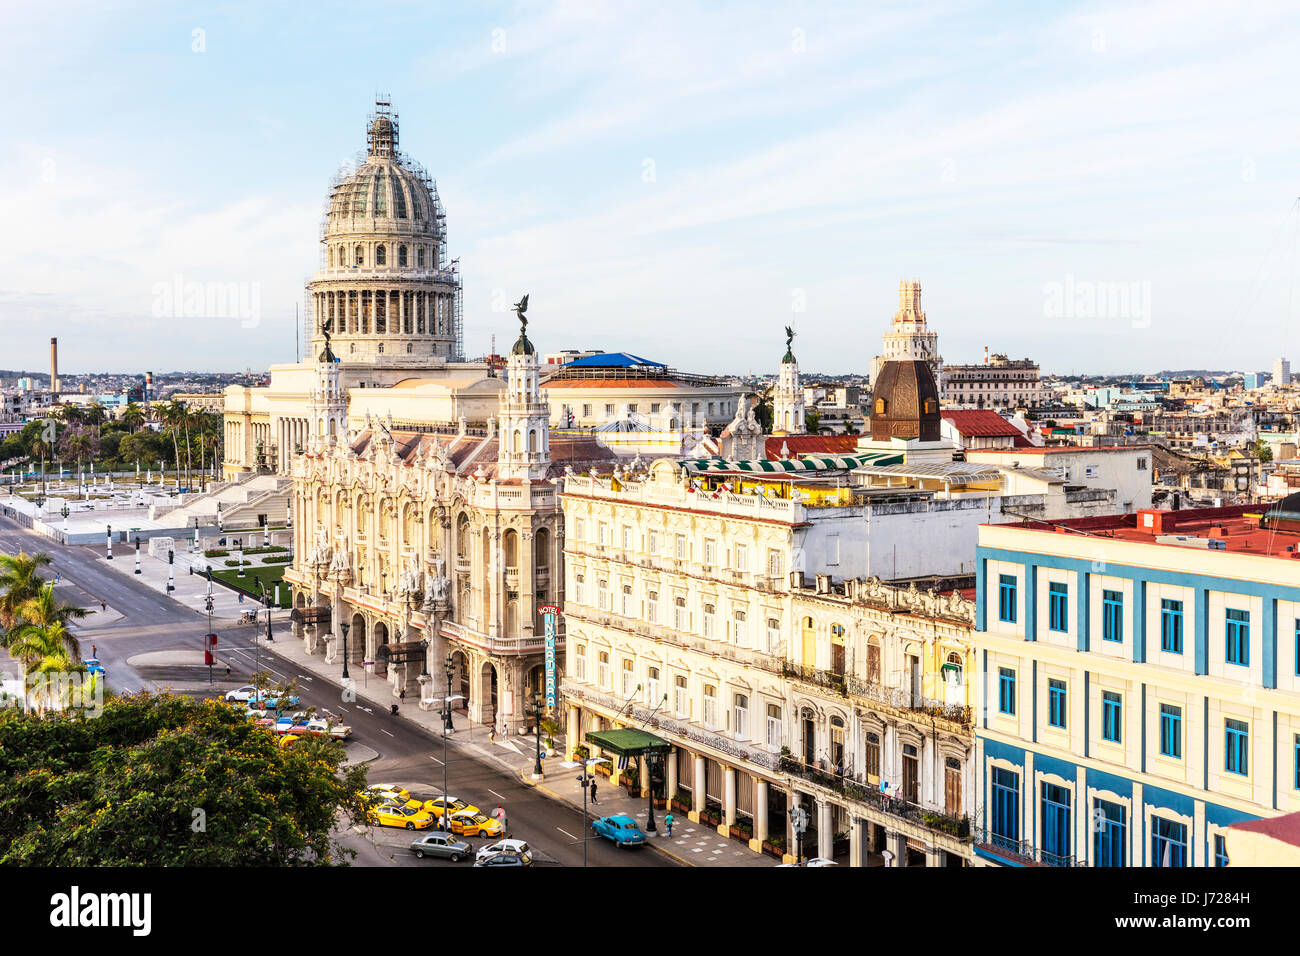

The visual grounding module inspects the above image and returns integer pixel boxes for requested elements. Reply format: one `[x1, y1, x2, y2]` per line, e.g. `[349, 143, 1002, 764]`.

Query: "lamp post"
[260, 582, 274, 642]
[61, 503, 69, 535]
[529, 692, 544, 777]
[420, 638, 429, 678]
[166, 548, 175, 592]
[788, 805, 808, 866]
[105, 523, 112, 560]
[577, 757, 611, 868]
[340, 621, 350, 680]
[134, 536, 141, 575]
[443, 653, 455, 733]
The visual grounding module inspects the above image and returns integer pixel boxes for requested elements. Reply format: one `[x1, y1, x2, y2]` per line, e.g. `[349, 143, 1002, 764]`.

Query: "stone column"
[721, 766, 737, 834]
[849, 817, 864, 867]
[890, 831, 908, 867]
[666, 750, 678, 803]
[750, 779, 769, 851]
[690, 754, 705, 823]
[785, 790, 802, 864]
[467, 655, 483, 725]
[567, 703, 581, 760]
[639, 755, 650, 799]
[926, 845, 944, 868]
[817, 799, 833, 860]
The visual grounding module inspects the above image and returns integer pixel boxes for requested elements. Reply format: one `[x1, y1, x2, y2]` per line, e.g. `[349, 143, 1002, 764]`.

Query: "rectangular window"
[704, 539, 716, 566]
[1161, 599, 1184, 654]
[574, 518, 585, 542]
[766, 617, 781, 655]
[1224, 718, 1249, 776]
[768, 549, 782, 578]
[998, 574, 1017, 623]
[646, 591, 658, 624]
[865, 732, 880, 779]
[621, 584, 632, 617]
[1102, 590, 1123, 643]
[1102, 691, 1122, 743]
[1214, 834, 1229, 867]
[646, 667, 660, 706]
[1047, 678, 1067, 729]
[1041, 783, 1072, 864]
[702, 685, 717, 729]
[1048, 582, 1069, 632]
[825, 534, 840, 566]
[597, 523, 607, 546]
[1226, 608, 1250, 666]
[998, 668, 1016, 716]
[1095, 800, 1126, 867]
[1159, 704, 1182, 759]
[621, 659, 634, 696]
[732, 610, 748, 646]
[734, 543, 748, 571]
[765, 705, 782, 749]
[647, 531, 659, 554]
[1295, 734, 1300, 791]
[621, 526, 632, 550]
[991, 767, 1020, 847]
[597, 652, 609, 690]
[673, 597, 686, 631]
[574, 644, 586, 681]
[703, 604, 716, 639]
[675, 534, 686, 560]
[733, 694, 749, 740]
[674, 676, 688, 717]
[1151, 817, 1187, 867]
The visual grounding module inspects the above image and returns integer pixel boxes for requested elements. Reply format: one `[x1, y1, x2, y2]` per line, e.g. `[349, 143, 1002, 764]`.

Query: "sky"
[2, 0, 1300, 377]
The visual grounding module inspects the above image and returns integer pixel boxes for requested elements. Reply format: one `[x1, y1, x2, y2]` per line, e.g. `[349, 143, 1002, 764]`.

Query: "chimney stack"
[50, 337, 58, 398]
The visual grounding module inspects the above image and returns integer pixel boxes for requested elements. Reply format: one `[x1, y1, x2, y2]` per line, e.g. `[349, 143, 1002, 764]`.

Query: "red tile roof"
[1228, 811, 1300, 846]
[763, 435, 860, 459]
[940, 410, 1022, 437]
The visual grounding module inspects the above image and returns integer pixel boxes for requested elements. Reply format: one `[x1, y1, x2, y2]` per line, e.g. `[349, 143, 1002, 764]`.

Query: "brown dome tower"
[869, 359, 941, 442]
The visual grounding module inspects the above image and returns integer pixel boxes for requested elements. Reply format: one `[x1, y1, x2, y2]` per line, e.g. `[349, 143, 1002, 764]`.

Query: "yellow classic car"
[422, 796, 479, 819]
[447, 810, 504, 838]
[277, 733, 301, 749]
[369, 801, 435, 830]
[367, 784, 412, 803]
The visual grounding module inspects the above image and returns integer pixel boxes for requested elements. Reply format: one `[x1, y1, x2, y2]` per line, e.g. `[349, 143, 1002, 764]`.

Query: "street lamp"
[577, 757, 611, 868]
[528, 692, 544, 777]
[443, 653, 455, 733]
[420, 638, 429, 678]
[60, 503, 69, 535]
[260, 581, 274, 642]
[340, 621, 351, 680]
[788, 805, 809, 866]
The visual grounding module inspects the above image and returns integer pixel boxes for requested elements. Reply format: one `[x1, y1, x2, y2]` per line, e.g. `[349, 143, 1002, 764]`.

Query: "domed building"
[869, 358, 941, 442]
[309, 101, 462, 364]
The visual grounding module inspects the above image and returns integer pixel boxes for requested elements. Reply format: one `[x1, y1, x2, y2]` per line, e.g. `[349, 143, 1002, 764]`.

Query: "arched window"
[354, 244, 364, 266]
[830, 716, 846, 770]
[875, 398, 887, 415]
[398, 245, 407, 266]
[417, 247, 426, 268]
[528, 430, 537, 453]
[503, 529, 518, 568]
[534, 528, 549, 568]
[375, 245, 386, 266]
[393, 182, 407, 218]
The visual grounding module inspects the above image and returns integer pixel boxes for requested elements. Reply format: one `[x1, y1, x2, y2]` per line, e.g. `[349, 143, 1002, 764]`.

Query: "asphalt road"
[0, 515, 677, 868]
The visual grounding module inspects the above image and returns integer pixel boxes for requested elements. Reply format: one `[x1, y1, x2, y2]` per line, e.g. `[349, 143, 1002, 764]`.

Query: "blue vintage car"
[591, 815, 646, 847]
[81, 658, 105, 677]
[251, 691, 301, 709]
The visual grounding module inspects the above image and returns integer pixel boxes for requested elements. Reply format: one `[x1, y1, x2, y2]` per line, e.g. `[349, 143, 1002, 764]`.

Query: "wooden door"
[945, 759, 962, 817]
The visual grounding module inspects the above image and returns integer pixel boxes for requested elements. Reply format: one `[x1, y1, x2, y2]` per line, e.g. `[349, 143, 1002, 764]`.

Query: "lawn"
[210, 565, 293, 608]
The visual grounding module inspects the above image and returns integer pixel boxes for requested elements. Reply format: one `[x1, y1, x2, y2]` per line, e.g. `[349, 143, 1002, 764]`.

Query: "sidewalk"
[99, 543, 280, 624]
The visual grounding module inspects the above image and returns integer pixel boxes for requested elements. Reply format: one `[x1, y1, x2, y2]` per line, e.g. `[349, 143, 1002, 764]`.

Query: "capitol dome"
[308, 101, 462, 366]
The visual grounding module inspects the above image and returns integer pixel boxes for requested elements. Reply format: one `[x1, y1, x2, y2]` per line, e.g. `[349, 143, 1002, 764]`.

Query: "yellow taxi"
[422, 796, 479, 819]
[278, 733, 301, 749]
[367, 784, 412, 803]
[369, 801, 435, 830]
[448, 809, 504, 838]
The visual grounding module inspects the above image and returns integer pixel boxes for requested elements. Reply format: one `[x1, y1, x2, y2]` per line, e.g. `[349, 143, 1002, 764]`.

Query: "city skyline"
[4, 1, 1300, 376]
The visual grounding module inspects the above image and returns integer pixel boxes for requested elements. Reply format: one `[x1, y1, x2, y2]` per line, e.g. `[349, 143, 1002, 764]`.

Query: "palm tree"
[0, 551, 52, 634]
[159, 401, 186, 488]
[122, 402, 146, 432]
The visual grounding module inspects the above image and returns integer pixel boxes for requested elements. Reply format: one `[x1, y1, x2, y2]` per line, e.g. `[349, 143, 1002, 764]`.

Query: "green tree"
[804, 409, 822, 434]
[122, 402, 146, 432]
[1254, 439, 1273, 462]
[0, 692, 371, 865]
[5, 583, 87, 669]
[754, 386, 774, 433]
[0, 551, 52, 633]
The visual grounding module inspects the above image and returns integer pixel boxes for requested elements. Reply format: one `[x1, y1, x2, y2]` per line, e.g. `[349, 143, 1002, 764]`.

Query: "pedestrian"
[100, 600, 106, 612]
[91, 644, 96, 658]
[399, 689, 406, 706]
[238, 591, 244, 604]
[225, 665, 231, 680]
[590, 780, 598, 804]
[665, 812, 674, 837]
[488, 727, 496, 743]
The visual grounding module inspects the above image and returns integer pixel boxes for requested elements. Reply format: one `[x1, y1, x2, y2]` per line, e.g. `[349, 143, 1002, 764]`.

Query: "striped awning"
[677, 451, 903, 474]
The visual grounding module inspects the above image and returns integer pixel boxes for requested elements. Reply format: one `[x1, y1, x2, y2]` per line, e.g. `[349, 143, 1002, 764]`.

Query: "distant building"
[1243, 372, 1269, 390]
[870, 281, 943, 387]
[1274, 358, 1291, 387]
[942, 353, 1043, 409]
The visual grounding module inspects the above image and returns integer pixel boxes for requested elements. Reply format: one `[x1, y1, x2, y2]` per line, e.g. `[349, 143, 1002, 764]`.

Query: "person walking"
[665, 812, 674, 837]
[399, 689, 406, 706]
[589, 780, 598, 805]
[225, 665, 231, 680]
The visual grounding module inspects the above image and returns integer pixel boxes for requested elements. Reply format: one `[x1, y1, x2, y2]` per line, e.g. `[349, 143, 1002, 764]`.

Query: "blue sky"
[3, 0, 1300, 376]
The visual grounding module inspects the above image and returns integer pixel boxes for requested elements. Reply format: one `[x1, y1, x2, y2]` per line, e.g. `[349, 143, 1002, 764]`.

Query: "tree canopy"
[0, 693, 370, 865]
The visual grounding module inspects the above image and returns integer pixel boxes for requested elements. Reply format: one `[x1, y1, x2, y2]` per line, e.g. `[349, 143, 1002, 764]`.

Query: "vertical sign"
[539, 604, 560, 709]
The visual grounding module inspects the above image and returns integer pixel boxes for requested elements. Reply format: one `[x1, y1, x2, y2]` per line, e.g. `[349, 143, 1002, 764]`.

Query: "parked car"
[367, 784, 412, 803]
[776, 857, 838, 867]
[410, 831, 472, 862]
[422, 796, 477, 819]
[277, 733, 301, 749]
[251, 691, 300, 709]
[307, 712, 351, 738]
[591, 815, 646, 847]
[369, 801, 434, 830]
[475, 839, 531, 864]
[81, 658, 105, 677]
[472, 851, 532, 867]
[447, 810, 504, 839]
[225, 685, 258, 703]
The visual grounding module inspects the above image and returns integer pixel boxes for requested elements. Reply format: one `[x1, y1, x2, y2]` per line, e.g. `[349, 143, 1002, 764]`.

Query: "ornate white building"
[773, 329, 805, 436]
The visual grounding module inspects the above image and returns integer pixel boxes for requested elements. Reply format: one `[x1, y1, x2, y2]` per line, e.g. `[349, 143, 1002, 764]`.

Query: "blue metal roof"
[561, 352, 666, 369]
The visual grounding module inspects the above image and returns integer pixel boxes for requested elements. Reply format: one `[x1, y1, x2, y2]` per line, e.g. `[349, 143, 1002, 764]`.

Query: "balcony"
[439, 619, 547, 656]
[780, 756, 971, 841]
[572, 606, 785, 676]
[782, 663, 972, 728]
[504, 566, 520, 587]
[971, 826, 1082, 867]
[454, 554, 471, 574]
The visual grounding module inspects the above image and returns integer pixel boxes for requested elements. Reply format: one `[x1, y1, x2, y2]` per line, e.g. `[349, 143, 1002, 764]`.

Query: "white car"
[475, 838, 530, 864]
[224, 685, 258, 703]
[306, 717, 351, 739]
[776, 857, 838, 867]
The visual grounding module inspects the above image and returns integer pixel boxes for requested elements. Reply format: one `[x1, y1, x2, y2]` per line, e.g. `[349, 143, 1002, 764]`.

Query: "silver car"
[410, 831, 473, 862]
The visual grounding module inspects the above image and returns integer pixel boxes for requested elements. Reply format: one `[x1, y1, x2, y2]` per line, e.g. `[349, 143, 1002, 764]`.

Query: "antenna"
[295, 303, 299, 363]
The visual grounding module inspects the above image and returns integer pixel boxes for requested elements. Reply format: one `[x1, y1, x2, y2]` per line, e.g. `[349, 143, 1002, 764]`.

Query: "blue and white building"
[971, 498, 1300, 866]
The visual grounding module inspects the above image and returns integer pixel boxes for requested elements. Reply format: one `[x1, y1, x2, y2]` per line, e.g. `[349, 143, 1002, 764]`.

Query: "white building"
[870, 280, 943, 387]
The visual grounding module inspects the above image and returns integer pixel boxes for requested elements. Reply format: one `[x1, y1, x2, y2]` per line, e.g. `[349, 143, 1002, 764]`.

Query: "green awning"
[585, 728, 674, 756]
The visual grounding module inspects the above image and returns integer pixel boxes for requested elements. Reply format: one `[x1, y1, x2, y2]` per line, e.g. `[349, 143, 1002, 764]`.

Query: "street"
[0, 515, 678, 868]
